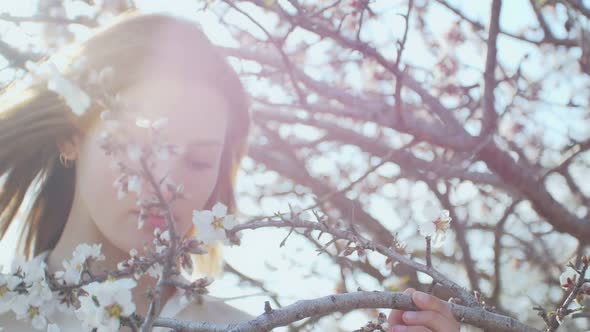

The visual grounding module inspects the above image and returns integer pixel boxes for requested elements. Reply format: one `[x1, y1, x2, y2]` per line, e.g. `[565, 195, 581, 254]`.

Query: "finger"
[388, 288, 416, 326]
[411, 291, 454, 320]
[391, 325, 432, 332]
[402, 310, 459, 332]
[387, 309, 404, 327]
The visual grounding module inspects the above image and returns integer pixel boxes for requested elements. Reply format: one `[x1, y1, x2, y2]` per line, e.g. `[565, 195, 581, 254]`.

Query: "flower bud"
[193, 276, 214, 288]
[185, 239, 208, 255]
[342, 247, 354, 256]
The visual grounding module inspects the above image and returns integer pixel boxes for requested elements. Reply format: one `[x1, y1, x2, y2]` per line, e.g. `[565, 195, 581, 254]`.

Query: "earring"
[59, 152, 75, 168]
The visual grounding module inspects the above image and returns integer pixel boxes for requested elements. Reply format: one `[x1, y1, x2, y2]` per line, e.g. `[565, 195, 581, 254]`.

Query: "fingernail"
[414, 291, 429, 304]
[403, 311, 417, 321]
[392, 326, 407, 332]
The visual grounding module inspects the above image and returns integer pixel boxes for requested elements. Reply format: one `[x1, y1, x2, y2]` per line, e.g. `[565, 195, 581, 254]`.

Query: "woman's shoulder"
[163, 274, 256, 325]
[173, 294, 256, 324]
[0, 308, 79, 331]
[0, 311, 28, 330]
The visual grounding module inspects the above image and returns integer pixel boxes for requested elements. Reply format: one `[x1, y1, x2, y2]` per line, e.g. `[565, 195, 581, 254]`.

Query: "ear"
[56, 133, 82, 160]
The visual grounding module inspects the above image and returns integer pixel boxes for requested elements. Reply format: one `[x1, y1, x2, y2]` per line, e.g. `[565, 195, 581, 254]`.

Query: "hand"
[387, 288, 460, 332]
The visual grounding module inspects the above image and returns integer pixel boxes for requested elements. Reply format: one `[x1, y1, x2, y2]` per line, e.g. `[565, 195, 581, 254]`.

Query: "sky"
[0, 0, 586, 330]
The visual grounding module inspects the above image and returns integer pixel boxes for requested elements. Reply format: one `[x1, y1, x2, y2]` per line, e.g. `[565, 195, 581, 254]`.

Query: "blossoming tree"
[0, 0, 589, 331]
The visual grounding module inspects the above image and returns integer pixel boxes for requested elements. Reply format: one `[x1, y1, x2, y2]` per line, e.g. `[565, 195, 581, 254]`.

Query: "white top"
[0, 251, 255, 331]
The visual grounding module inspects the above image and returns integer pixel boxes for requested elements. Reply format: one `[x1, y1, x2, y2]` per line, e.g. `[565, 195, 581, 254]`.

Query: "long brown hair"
[0, 13, 250, 276]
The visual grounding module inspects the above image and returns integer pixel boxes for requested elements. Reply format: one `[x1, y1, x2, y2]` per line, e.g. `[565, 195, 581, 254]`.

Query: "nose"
[130, 140, 185, 198]
[151, 160, 186, 203]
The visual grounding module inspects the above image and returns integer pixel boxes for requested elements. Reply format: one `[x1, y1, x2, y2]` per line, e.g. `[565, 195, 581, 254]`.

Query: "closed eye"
[185, 158, 213, 170]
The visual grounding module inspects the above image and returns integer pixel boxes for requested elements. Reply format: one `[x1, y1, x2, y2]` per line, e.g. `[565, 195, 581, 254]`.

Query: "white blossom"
[418, 210, 452, 248]
[137, 212, 146, 230]
[9, 256, 54, 331]
[76, 296, 106, 331]
[55, 244, 104, 285]
[212, 202, 228, 217]
[76, 278, 136, 332]
[11, 255, 46, 282]
[47, 323, 61, 332]
[153, 229, 170, 254]
[192, 202, 237, 245]
[11, 255, 52, 301]
[135, 116, 168, 130]
[135, 117, 151, 128]
[113, 174, 127, 201]
[88, 66, 113, 86]
[418, 222, 437, 237]
[127, 175, 142, 195]
[113, 173, 143, 201]
[151, 117, 169, 130]
[25, 61, 91, 116]
[155, 146, 170, 161]
[126, 144, 142, 161]
[26, 279, 53, 303]
[0, 273, 22, 313]
[291, 205, 312, 221]
[160, 230, 170, 242]
[116, 261, 126, 271]
[155, 243, 166, 254]
[146, 263, 163, 279]
[12, 295, 53, 330]
[559, 267, 578, 290]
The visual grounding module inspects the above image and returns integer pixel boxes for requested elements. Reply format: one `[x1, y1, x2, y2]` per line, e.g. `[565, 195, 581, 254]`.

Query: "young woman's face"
[74, 53, 230, 253]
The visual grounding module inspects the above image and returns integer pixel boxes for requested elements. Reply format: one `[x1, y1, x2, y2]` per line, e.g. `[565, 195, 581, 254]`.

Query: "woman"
[0, 11, 460, 332]
[0, 12, 252, 331]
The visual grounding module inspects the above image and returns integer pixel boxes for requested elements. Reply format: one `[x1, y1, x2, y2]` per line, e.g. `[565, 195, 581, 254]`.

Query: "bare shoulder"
[0, 311, 35, 330]
[0, 308, 82, 331]
[174, 295, 257, 324]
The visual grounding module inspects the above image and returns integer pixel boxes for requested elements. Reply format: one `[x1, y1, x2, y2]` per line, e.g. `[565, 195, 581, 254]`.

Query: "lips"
[146, 215, 167, 229]
[132, 211, 180, 230]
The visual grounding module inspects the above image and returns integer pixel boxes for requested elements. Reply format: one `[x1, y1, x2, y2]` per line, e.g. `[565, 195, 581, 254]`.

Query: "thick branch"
[152, 291, 539, 332]
[479, 142, 590, 243]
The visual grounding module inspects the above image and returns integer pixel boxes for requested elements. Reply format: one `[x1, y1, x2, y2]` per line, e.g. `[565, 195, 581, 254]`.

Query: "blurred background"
[0, 0, 589, 330]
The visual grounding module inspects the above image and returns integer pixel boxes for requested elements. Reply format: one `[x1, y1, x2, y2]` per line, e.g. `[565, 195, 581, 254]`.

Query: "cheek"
[165, 168, 220, 238]
[77, 141, 124, 227]
[182, 168, 219, 208]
